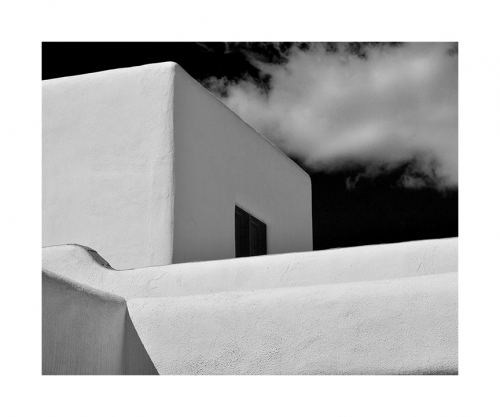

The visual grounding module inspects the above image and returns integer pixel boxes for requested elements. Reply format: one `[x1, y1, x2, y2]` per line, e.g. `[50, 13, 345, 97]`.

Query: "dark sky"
[42, 42, 458, 250]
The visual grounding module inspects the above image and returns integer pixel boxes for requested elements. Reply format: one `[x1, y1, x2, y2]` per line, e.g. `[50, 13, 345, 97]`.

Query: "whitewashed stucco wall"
[42, 238, 457, 299]
[42, 271, 157, 375]
[42, 64, 176, 269]
[42, 238, 458, 374]
[171, 65, 312, 263]
[42, 62, 312, 269]
[128, 272, 457, 375]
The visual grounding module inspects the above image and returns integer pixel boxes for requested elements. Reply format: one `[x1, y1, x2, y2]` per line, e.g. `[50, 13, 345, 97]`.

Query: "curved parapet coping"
[42, 238, 458, 300]
[127, 272, 458, 375]
[42, 270, 158, 375]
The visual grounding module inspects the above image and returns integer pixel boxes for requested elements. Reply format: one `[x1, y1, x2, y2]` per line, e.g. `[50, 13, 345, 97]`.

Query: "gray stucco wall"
[42, 271, 157, 375]
[172, 65, 312, 263]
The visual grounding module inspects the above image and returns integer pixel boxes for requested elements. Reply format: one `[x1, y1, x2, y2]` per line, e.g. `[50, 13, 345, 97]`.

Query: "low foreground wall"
[42, 238, 458, 375]
[129, 273, 457, 375]
[42, 272, 157, 375]
[42, 238, 458, 298]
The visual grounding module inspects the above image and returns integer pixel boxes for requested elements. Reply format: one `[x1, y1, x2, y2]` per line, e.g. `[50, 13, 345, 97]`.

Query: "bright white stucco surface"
[42, 61, 457, 375]
[128, 273, 457, 375]
[43, 63, 176, 269]
[42, 237, 458, 374]
[43, 62, 312, 269]
[42, 237, 457, 299]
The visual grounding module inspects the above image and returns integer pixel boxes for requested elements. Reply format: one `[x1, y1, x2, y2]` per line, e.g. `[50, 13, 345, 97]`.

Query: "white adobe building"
[42, 63, 458, 375]
[43, 62, 312, 270]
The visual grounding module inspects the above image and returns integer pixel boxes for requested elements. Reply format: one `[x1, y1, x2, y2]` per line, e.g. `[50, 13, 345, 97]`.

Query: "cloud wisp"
[203, 42, 458, 189]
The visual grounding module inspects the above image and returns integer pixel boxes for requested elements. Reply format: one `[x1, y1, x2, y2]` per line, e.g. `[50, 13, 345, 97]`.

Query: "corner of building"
[42, 63, 179, 269]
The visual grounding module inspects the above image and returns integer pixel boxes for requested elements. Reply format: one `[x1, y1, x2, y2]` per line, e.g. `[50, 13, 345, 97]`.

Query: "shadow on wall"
[42, 238, 457, 375]
[42, 271, 158, 375]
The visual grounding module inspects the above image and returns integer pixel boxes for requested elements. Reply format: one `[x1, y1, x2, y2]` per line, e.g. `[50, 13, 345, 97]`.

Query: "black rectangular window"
[235, 206, 267, 257]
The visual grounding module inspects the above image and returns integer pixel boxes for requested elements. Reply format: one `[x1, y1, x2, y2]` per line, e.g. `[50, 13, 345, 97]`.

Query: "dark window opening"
[235, 206, 267, 257]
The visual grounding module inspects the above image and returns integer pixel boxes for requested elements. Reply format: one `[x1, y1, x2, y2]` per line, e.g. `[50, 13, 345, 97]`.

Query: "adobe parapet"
[42, 237, 458, 374]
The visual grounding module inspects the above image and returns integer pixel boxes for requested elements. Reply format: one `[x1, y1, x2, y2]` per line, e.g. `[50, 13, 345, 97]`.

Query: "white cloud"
[204, 42, 458, 188]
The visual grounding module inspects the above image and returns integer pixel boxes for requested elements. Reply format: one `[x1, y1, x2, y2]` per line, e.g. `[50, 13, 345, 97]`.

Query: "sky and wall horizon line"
[42, 42, 458, 250]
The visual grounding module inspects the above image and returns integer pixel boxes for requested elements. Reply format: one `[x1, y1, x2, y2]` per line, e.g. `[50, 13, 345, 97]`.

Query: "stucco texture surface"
[43, 63, 176, 270]
[128, 272, 457, 375]
[43, 62, 312, 269]
[171, 65, 312, 263]
[42, 237, 457, 299]
[42, 238, 457, 375]
[42, 271, 157, 375]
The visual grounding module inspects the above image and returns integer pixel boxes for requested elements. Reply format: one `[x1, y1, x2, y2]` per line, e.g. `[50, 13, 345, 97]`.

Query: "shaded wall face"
[42, 274, 126, 375]
[42, 64, 176, 269]
[42, 239, 458, 375]
[42, 273, 158, 375]
[172, 67, 313, 264]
